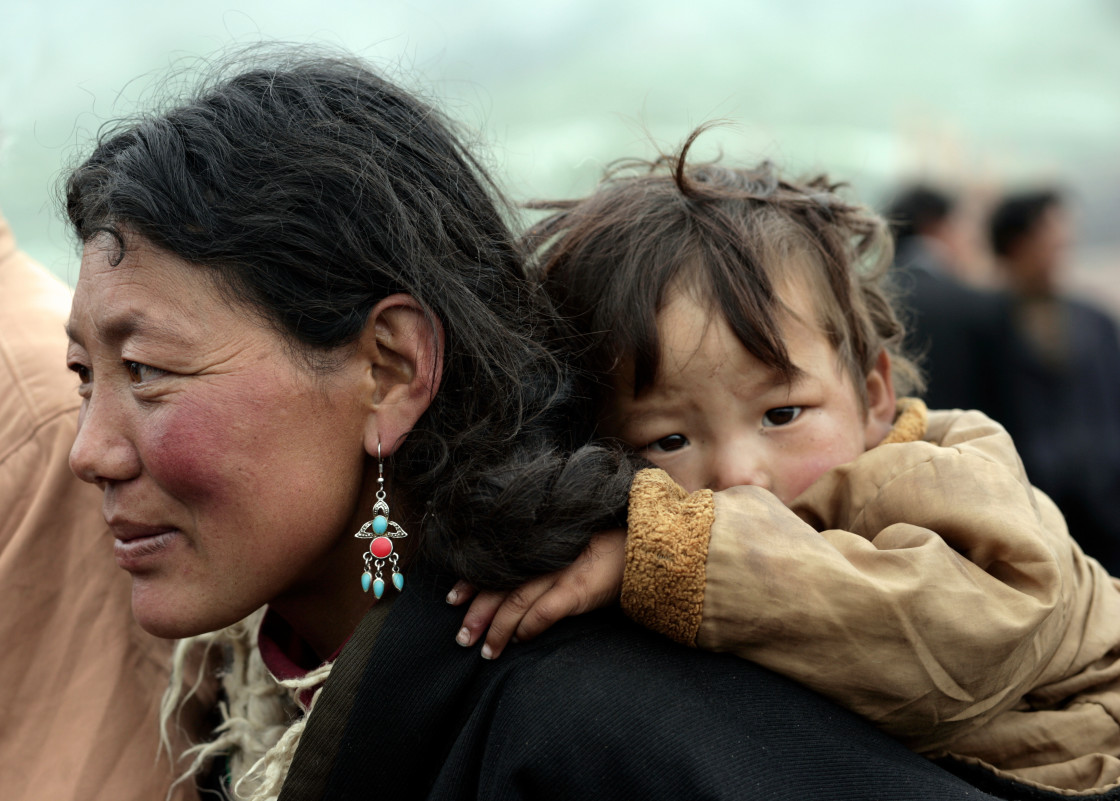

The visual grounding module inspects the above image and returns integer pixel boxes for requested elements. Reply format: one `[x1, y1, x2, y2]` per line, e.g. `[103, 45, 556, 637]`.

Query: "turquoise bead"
[392, 572, 405, 591]
[361, 572, 373, 593]
[373, 515, 389, 535]
[373, 577, 385, 599]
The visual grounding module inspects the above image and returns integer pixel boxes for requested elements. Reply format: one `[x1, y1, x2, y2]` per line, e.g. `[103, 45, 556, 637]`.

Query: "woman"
[63, 50, 1026, 801]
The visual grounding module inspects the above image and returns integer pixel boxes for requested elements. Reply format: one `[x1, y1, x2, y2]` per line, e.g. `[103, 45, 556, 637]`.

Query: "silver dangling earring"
[354, 443, 409, 598]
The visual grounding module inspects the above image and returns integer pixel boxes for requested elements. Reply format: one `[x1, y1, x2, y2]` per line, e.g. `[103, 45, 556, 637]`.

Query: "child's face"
[603, 283, 896, 503]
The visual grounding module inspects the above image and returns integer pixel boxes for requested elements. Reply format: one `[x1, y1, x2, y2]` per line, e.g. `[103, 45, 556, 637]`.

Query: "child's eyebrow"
[613, 405, 664, 428]
[724, 362, 808, 401]
[782, 365, 810, 389]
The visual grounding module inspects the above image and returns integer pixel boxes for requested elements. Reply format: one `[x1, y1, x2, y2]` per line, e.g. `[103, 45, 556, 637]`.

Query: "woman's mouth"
[110, 523, 180, 570]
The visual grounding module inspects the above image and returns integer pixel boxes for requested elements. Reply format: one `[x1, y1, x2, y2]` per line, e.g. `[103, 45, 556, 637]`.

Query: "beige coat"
[0, 216, 192, 801]
[623, 399, 1120, 794]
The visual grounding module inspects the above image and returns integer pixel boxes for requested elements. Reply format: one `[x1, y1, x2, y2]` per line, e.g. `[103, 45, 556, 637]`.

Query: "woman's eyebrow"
[65, 311, 190, 348]
[64, 321, 84, 347]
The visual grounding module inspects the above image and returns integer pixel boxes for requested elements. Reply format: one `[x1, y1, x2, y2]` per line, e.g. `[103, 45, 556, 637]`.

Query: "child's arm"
[452, 412, 1101, 756]
[450, 529, 626, 659]
[623, 429, 1089, 754]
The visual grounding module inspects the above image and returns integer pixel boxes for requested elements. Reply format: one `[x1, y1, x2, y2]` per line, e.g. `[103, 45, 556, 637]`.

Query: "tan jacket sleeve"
[622, 405, 1081, 753]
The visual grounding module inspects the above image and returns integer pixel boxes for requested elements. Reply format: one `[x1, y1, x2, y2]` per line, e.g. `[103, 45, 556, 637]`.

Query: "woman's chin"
[131, 607, 205, 640]
[129, 582, 252, 640]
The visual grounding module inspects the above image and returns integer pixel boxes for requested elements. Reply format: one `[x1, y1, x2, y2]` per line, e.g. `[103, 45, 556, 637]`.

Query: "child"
[450, 130, 1120, 795]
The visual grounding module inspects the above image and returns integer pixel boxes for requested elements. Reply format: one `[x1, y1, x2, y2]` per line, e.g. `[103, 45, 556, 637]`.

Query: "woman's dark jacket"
[278, 568, 1120, 801]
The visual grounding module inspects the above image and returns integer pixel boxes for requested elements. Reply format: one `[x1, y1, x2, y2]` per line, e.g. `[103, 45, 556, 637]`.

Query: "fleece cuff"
[621, 469, 715, 646]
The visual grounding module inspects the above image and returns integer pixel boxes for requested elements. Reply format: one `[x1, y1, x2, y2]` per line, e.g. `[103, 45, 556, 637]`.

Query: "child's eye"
[762, 406, 802, 427]
[646, 433, 690, 453]
[125, 360, 167, 384]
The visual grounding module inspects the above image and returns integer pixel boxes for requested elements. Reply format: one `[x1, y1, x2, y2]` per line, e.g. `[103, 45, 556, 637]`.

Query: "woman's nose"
[69, 395, 141, 487]
[707, 445, 770, 493]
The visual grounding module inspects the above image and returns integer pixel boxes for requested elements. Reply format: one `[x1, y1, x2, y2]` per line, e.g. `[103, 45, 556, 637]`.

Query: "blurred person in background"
[989, 189, 1120, 575]
[889, 185, 977, 283]
[886, 185, 1014, 424]
[0, 208, 195, 800]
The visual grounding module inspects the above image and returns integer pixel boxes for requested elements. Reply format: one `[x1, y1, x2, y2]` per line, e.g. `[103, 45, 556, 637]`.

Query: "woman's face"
[66, 236, 375, 639]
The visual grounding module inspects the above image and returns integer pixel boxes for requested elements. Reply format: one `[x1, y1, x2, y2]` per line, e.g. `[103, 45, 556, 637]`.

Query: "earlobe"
[356, 293, 445, 457]
[863, 349, 897, 448]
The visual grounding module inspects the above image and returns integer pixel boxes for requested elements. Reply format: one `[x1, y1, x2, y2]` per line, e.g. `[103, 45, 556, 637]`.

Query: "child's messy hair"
[527, 125, 922, 411]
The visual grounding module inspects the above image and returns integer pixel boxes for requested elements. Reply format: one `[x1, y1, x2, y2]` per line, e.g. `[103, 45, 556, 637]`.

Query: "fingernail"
[481, 643, 494, 660]
[445, 589, 458, 604]
[456, 627, 471, 646]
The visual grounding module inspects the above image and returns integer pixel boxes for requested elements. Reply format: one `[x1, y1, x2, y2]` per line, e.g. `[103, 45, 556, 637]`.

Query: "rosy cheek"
[146, 406, 231, 503]
[786, 453, 841, 500]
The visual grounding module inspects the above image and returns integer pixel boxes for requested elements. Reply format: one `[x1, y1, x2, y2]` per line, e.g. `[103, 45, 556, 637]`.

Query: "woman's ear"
[356, 293, 444, 457]
[863, 348, 897, 449]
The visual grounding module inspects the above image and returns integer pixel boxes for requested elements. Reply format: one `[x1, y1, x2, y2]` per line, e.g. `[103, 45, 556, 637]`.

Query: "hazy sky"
[3, 0, 1119, 280]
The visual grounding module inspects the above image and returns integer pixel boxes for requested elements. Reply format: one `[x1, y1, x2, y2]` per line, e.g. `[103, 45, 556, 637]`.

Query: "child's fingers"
[509, 583, 583, 644]
[455, 590, 508, 649]
[445, 579, 477, 606]
[484, 528, 629, 656]
[480, 576, 557, 659]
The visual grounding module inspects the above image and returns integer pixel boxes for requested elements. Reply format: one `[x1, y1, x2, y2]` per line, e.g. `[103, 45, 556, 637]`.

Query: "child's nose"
[707, 446, 770, 493]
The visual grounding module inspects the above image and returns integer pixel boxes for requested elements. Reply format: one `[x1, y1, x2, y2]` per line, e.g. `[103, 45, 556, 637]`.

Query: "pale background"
[2, 0, 1118, 307]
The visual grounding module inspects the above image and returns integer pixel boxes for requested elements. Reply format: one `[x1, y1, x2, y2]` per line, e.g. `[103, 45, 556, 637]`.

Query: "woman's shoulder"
[291, 583, 1055, 801]
[463, 609, 1031, 801]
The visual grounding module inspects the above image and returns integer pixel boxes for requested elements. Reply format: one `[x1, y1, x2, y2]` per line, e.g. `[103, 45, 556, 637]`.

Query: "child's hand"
[447, 528, 626, 659]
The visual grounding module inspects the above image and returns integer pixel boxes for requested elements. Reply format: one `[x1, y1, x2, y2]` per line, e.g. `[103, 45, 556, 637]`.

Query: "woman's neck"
[268, 471, 421, 661]
[268, 578, 376, 662]
[269, 529, 421, 660]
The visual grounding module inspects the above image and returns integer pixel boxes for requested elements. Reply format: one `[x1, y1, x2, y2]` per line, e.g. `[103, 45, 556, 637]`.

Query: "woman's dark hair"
[64, 50, 632, 589]
[527, 126, 922, 411]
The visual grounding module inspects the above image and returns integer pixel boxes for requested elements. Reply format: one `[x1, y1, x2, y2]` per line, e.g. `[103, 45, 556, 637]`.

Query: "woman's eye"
[646, 433, 690, 453]
[68, 363, 91, 385]
[125, 360, 166, 384]
[763, 406, 802, 427]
